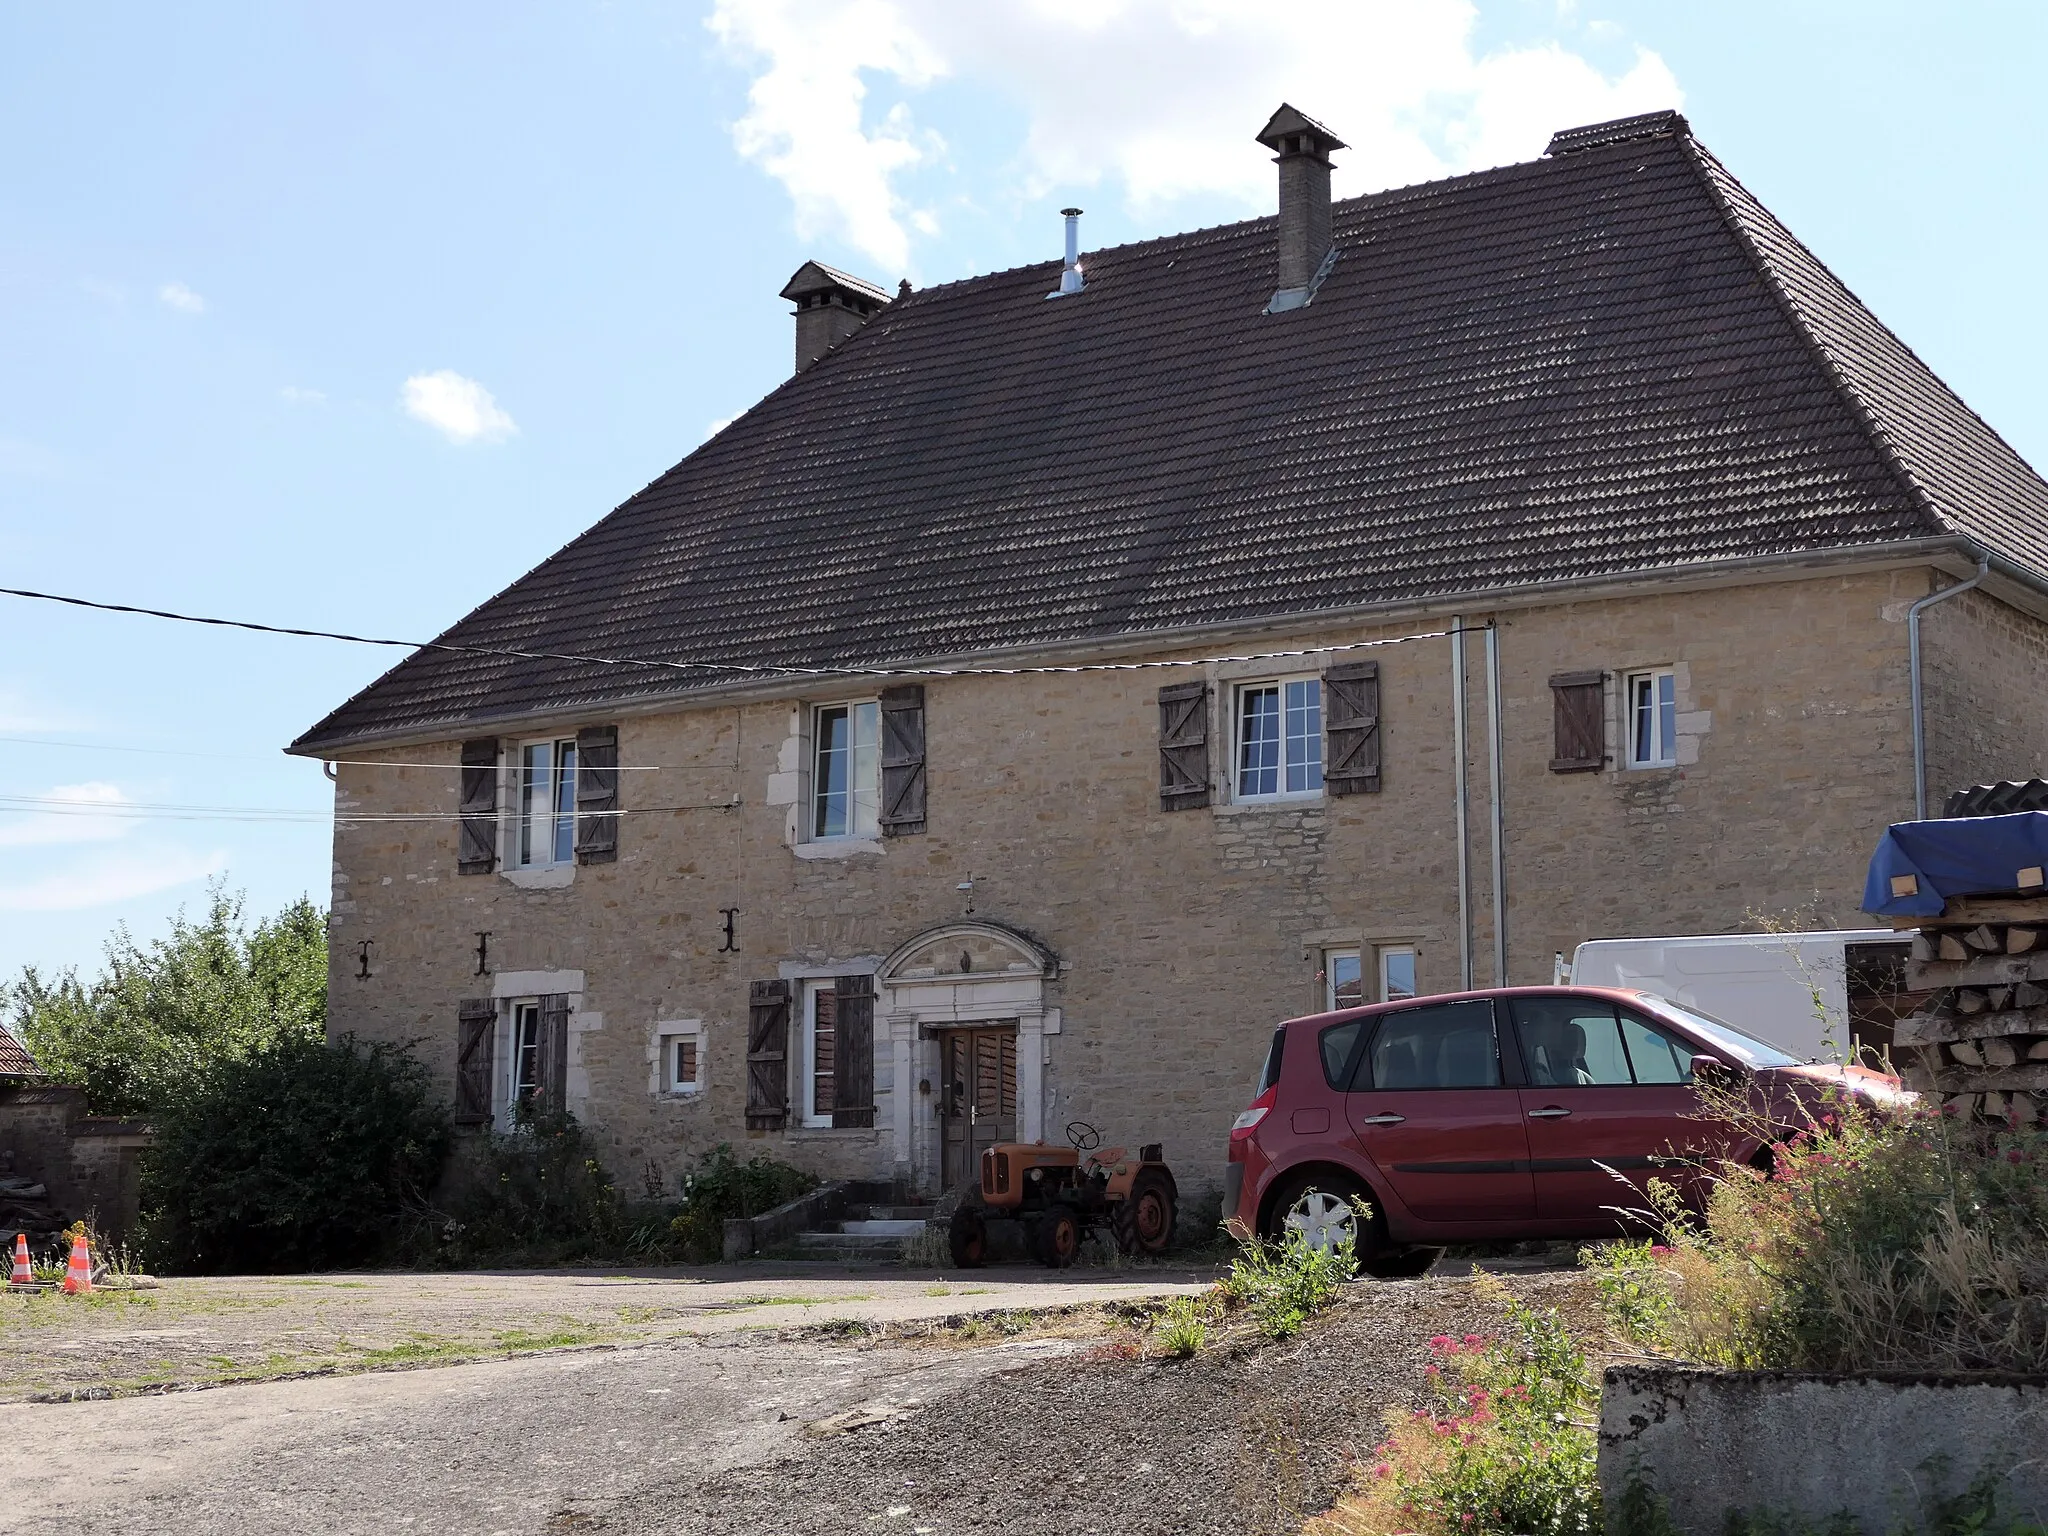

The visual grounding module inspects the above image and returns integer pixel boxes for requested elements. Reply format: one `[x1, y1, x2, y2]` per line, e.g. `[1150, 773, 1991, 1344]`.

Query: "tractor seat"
[1085, 1146, 1127, 1170]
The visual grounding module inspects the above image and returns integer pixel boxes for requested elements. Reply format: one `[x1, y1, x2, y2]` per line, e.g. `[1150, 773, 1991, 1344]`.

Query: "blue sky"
[2, 0, 2045, 981]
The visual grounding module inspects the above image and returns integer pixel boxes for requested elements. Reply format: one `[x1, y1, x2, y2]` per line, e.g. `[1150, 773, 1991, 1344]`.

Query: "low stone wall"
[1601, 1365, 2048, 1534]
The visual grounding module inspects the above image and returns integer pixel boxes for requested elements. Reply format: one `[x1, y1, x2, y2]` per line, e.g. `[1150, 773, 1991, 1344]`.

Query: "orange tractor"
[947, 1121, 1178, 1268]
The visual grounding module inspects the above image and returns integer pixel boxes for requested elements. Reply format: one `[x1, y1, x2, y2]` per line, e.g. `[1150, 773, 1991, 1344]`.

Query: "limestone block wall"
[1920, 582, 2048, 807]
[323, 565, 2029, 1200]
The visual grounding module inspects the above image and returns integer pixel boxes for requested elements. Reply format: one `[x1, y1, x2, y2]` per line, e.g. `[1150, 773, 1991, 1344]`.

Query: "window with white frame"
[515, 737, 579, 866]
[1379, 947, 1418, 1002]
[800, 980, 838, 1127]
[811, 702, 880, 839]
[509, 999, 544, 1107]
[1626, 669, 1677, 768]
[657, 1021, 705, 1096]
[1326, 949, 1364, 1011]
[1235, 678, 1323, 800]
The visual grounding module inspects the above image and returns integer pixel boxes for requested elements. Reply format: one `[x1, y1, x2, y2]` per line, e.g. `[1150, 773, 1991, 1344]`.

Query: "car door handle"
[1526, 1106, 1572, 1119]
[1356, 1113, 1406, 1126]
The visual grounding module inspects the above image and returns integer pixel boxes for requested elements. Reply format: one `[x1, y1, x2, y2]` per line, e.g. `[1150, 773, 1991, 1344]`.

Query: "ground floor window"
[802, 981, 837, 1127]
[1379, 947, 1418, 1002]
[511, 1000, 543, 1106]
[1325, 949, 1364, 1010]
[657, 1020, 706, 1096]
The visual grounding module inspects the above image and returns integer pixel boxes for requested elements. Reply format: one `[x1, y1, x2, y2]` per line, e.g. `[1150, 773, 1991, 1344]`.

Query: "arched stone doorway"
[876, 922, 1058, 1193]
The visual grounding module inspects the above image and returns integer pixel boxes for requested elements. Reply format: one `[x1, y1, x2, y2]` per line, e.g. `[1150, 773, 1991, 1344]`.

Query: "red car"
[1223, 985, 1906, 1263]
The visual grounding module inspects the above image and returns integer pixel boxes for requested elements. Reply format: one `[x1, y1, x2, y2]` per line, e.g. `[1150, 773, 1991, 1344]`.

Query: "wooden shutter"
[538, 993, 571, 1117]
[574, 724, 620, 864]
[458, 738, 499, 874]
[745, 979, 792, 1130]
[1157, 682, 1211, 811]
[832, 974, 876, 1128]
[455, 998, 496, 1124]
[1323, 661, 1382, 796]
[878, 686, 927, 836]
[1549, 671, 1606, 772]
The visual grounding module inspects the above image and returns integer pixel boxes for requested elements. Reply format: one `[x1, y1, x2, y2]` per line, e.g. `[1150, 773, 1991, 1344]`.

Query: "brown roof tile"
[293, 124, 2048, 751]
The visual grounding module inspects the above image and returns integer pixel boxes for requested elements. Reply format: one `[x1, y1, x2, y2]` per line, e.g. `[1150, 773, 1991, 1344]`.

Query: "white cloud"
[704, 416, 736, 439]
[158, 281, 206, 314]
[706, 0, 1680, 271]
[401, 370, 518, 445]
[0, 845, 226, 913]
[280, 386, 326, 405]
[0, 783, 135, 850]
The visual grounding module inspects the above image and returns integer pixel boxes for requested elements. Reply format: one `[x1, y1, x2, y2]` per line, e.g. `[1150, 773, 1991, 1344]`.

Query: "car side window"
[1619, 1011, 1697, 1084]
[1319, 1018, 1366, 1089]
[1364, 1000, 1501, 1090]
[1509, 998, 1633, 1086]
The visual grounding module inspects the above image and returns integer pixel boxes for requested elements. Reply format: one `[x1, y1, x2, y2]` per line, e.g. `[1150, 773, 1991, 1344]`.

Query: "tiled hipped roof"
[294, 119, 2048, 751]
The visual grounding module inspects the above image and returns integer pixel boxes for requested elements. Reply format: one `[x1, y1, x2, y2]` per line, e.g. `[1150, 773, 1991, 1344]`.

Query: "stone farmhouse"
[292, 106, 2048, 1200]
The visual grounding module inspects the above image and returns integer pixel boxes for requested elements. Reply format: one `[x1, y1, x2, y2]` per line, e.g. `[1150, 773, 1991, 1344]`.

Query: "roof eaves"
[1677, 137, 1950, 541]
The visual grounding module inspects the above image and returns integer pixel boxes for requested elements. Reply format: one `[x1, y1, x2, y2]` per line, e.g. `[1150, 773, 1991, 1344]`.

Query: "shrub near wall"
[140, 1034, 448, 1274]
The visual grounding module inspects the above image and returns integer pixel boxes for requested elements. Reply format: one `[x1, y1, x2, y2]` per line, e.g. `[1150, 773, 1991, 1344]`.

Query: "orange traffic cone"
[8, 1234, 29, 1286]
[60, 1231, 91, 1295]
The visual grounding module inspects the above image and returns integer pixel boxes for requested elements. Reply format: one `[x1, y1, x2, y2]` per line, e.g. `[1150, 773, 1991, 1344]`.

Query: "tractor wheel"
[1113, 1169, 1177, 1256]
[948, 1206, 988, 1269]
[1035, 1206, 1082, 1268]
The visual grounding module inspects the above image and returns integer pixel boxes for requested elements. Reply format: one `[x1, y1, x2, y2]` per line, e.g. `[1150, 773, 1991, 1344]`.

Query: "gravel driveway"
[0, 1266, 1598, 1536]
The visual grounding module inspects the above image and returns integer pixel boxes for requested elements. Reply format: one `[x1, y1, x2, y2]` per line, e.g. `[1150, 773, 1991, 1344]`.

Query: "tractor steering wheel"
[1066, 1120, 1102, 1152]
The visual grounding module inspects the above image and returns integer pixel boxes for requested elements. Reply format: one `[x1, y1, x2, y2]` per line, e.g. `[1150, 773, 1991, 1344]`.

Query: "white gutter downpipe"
[1045, 208, 1085, 298]
[1908, 556, 1990, 819]
[1451, 618, 1473, 988]
[1485, 621, 1507, 986]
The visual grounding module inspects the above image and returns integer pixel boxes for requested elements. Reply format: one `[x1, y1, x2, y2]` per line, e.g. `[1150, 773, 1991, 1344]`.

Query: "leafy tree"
[1, 883, 326, 1115]
[139, 1032, 449, 1273]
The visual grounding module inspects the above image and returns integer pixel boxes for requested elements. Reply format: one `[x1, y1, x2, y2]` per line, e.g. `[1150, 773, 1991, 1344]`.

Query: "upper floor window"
[813, 702, 880, 839]
[1626, 669, 1676, 768]
[517, 738, 578, 866]
[1235, 678, 1322, 800]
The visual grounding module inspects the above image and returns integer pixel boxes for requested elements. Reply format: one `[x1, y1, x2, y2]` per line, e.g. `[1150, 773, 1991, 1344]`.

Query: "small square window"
[1379, 947, 1418, 1003]
[1236, 678, 1322, 800]
[812, 703, 881, 839]
[1626, 669, 1677, 768]
[1325, 949, 1364, 1011]
[656, 1021, 706, 1096]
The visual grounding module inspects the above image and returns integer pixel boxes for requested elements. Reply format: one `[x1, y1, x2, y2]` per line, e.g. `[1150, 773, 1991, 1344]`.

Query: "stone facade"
[323, 564, 2048, 1201]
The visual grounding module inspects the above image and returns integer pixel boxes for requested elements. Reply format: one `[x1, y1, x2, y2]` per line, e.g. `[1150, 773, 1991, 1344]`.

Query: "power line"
[0, 795, 742, 825]
[0, 734, 669, 771]
[0, 584, 1470, 682]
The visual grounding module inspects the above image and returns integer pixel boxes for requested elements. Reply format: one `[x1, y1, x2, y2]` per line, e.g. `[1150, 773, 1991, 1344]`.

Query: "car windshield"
[1637, 995, 1802, 1068]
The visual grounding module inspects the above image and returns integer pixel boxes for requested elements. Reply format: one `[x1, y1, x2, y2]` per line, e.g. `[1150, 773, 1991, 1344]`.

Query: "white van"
[1565, 930, 1910, 1064]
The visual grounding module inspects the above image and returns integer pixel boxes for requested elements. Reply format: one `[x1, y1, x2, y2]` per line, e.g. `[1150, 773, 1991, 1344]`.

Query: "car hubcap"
[1283, 1191, 1356, 1253]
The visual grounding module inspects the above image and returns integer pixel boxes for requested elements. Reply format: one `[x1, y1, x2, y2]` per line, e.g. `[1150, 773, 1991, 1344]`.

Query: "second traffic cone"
[60, 1232, 91, 1295]
[8, 1234, 29, 1286]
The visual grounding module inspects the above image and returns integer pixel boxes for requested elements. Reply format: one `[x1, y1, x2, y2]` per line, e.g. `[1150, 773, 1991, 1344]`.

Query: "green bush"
[4, 886, 326, 1116]
[1219, 1229, 1356, 1339]
[139, 1033, 448, 1274]
[1586, 1092, 2048, 1372]
[1155, 1294, 1210, 1357]
[418, 1109, 633, 1265]
[667, 1144, 819, 1261]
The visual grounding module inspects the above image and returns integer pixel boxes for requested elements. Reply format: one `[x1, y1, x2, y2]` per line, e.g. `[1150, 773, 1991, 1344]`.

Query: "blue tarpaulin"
[1860, 812, 2048, 917]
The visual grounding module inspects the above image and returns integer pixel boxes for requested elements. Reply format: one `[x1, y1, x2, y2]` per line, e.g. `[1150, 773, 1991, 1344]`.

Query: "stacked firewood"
[1897, 899, 2048, 1122]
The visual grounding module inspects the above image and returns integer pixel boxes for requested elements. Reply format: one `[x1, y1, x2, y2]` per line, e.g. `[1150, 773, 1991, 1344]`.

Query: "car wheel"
[1113, 1169, 1177, 1256]
[1035, 1206, 1081, 1268]
[947, 1206, 987, 1269]
[1266, 1172, 1384, 1265]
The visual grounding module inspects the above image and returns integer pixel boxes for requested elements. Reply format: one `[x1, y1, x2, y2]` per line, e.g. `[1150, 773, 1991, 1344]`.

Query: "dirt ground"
[0, 1260, 1600, 1536]
[0, 1262, 1214, 1402]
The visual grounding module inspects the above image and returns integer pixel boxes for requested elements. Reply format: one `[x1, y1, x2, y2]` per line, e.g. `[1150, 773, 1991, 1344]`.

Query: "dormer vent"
[1255, 103, 1347, 314]
[779, 261, 893, 374]
[1045, 208, 1085, 299]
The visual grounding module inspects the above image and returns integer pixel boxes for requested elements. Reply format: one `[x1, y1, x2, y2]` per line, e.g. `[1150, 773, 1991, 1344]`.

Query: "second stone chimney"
[1255, 104, 1347, 313]
[779, 261, 893, 373]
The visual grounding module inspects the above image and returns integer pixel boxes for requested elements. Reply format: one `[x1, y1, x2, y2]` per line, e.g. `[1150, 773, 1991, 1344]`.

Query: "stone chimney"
[779, 262, 893, 373]
[1255, 104, 1347, 313]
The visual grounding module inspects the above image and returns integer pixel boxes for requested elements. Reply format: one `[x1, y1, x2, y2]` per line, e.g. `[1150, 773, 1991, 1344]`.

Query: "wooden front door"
[939, 1026, 1018, 1191]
